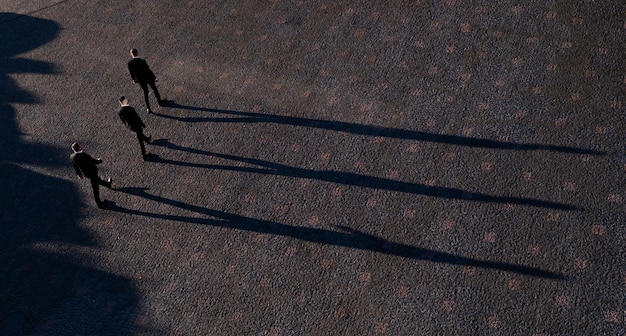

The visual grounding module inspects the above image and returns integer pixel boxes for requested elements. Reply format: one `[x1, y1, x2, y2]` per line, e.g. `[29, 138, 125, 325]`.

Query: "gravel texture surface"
[1, 1, 625, 335]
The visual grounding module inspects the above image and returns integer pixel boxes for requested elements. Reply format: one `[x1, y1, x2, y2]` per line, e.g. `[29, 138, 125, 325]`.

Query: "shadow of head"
[0, 13, 59, 60]
[1, 14, 62, 163]
[0, 13, 145, 335]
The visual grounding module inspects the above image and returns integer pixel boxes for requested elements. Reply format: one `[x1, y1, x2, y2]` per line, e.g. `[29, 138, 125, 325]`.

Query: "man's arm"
[119, 113, 130, 129]
[143, 59, 157, 81]
[128, 62, 138, 83]
[133, 108, 146, 128]
[72, 162, 83, 178]
[83, 153, 103, 165]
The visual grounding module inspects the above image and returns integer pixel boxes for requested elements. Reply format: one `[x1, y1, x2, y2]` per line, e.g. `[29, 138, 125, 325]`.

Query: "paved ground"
[1, 1, 625, 335]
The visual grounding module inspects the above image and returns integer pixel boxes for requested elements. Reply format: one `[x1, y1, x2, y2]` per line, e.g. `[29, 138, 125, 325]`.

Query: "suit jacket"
[70, 151, 101, 178]
[128, 57, 156, 83]
[119, 105, 145, 132]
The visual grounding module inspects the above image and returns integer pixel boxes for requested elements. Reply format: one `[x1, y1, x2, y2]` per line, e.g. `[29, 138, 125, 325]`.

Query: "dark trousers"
[139, 80, 161, 109]
[89, 175, 110, 206]
[135, 130, 150, 156]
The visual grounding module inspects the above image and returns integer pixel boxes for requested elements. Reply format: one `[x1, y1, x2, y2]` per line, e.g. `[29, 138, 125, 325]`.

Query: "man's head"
[118, 96, 128, 106]
[130, 48, 138, 57]
[71, 142, 81, 153]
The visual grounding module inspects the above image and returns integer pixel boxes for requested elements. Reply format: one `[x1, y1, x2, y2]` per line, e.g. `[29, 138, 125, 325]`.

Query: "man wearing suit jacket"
[70, 143, 112, 209]
[118, 96, 152, 161]
[128, 48, 163, 113]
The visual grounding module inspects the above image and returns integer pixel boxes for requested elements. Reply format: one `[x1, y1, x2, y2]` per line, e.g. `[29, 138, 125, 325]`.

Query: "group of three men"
[70, 49, 163, 209]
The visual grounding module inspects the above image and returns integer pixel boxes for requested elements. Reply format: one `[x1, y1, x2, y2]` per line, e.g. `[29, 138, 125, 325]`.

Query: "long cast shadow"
[113, 187, 566, 280]
[0, 13, 143, 335]
[155, 101, 603, 155]
[151, 140, 580, 211]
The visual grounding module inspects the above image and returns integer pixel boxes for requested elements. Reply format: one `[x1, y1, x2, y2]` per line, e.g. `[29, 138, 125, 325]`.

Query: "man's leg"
[90, 177, 103, 207]
[140, 81, 151, 111]
[94, 175, 112, 188]
[136, 132, 147, 157]
[137, 129, 151, 143]
[148, 80, 162, 105]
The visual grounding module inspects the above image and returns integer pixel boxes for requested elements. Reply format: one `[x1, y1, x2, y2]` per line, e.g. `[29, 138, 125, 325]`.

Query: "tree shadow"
[0, 13, 143, 335]
[112, 187, 566, 280]
[156, 101, 603, 155]
[150, 139, 580, 211]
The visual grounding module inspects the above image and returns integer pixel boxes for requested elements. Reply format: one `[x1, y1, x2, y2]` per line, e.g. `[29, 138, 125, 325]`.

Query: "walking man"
[70, 143, 113, 209]
[118, 96, 152, 161]
[127, 48, 163, 113]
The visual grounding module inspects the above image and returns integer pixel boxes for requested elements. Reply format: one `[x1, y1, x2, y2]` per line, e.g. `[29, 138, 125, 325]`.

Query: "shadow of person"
[0, 13, 143, 335]
[111, 187, 565, 280]
[150, 140, 580, 211]
[156, 101, 603, 155]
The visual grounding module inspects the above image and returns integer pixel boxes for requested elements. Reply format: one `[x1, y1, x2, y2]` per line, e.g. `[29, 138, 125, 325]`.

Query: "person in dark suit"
[127, 48, 163, 113]
[70, 143, 112, 209]
[118, 96, 152, 161]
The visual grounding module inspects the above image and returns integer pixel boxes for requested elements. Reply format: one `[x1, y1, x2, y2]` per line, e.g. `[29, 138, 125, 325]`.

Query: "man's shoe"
[146, 135, 152, 144]
[158, 99, 166, 106]
[106, 178, 113, 189]
[97, 200, 108, 209]
[143, 154, 151, 161]
[147, 108, 153, 114]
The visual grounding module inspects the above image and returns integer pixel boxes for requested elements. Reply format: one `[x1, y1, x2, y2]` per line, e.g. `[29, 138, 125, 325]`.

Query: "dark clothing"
[90, 175, 110, 207]
[128, 57, 156, 83]
[128, 57, 161, 109]
[119, 105, 145, 132]
[136, 132, 149, 157]
[70, 151, 101, 178]
[119, 105, 150, 157]
[70, 151, 111, 207]
[139, 81, 161, 110]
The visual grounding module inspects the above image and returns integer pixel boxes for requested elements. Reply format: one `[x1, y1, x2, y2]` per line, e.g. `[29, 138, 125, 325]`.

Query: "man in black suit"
[118, 96, 152, 161]
[70, 143, 113, 209]
[127, 48, 163, 113]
